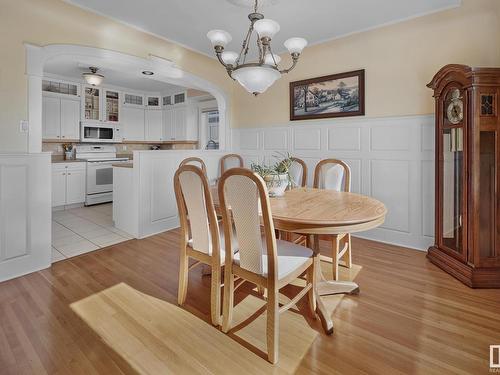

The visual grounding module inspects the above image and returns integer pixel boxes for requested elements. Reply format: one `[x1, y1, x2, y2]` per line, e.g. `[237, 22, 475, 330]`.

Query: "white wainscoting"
[232, 115, 435, 251]
[0, 153, 51, 282]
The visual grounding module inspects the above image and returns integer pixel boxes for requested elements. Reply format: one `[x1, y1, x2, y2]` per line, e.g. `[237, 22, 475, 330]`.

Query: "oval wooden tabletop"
[211, 186, 387, 232]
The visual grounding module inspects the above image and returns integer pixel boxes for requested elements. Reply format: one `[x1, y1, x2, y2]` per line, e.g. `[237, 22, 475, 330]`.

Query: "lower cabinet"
[52, 163, 86, 207]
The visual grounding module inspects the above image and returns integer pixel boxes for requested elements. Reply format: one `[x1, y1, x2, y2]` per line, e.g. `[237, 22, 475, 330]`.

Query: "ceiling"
[65, 0, 461, 57]
[44, 56, 187, 93]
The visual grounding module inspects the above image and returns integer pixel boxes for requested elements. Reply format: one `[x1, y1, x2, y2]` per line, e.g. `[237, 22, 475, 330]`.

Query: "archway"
[25, 43, 231, 152]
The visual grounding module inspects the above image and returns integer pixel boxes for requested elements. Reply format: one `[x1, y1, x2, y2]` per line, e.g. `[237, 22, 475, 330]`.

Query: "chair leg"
[344, 234, 352, 268]
[221, 263, 234, 333]
[257, 285, 265, 296]
[178, 248, 189, 306]
[306, 264, 316, 318]
[210, 264, 221, 326]
[332, 235, 340, 281]
[266, 285, 279, 364]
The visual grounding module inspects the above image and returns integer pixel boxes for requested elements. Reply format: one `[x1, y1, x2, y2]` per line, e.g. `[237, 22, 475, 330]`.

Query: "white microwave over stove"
[81, 122, 121, 143]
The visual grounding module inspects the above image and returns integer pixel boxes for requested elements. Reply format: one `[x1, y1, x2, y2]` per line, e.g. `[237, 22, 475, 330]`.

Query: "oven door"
[87, 161, 114, 194]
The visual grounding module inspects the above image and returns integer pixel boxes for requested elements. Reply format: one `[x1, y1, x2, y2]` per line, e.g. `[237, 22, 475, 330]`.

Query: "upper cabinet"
[104, 89, 120, 123]
[42, 79, 81, 140]
[83, 86, 122, 124]
[146, 96, 161, 109]
[173, 92, 186, 105]
[42, 94, 80, 141]
[162, 104, 198, 141]
[123, 93, 144, 108]
[83, 86, 101, 122]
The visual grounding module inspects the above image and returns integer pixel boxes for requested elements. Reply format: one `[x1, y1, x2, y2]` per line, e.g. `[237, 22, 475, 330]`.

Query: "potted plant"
[251, 153, 294, 197]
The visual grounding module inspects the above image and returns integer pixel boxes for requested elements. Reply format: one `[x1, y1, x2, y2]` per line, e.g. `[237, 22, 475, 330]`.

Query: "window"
[174, 93, 186, 104]
[42, 80, 78, 96]
[124, 94, 143, 106]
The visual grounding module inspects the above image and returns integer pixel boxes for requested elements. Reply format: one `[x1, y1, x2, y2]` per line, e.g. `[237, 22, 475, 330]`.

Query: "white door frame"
[25, 43, 231, 152]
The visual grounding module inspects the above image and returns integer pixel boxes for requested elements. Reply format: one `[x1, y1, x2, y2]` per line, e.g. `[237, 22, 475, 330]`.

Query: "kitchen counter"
[112, 162, 133, 168]
[51, 156, 86, 163]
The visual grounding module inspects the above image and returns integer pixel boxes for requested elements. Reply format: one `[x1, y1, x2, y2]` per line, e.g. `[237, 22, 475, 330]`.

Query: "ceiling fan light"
[232, 65, 281, 95]
[221, 51, 239, 66]
[207, 29, 232, 47]
[254, 19, 280, 40]
[264, 53, 281, 65]
[82, 67, 104, 86]
[284, 37, 308, 54]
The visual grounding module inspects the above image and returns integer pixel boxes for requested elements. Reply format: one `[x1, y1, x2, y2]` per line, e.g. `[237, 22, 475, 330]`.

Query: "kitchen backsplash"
[43, 142, 166, 156]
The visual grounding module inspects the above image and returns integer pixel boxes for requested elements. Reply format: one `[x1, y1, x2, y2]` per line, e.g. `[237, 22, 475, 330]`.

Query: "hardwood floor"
[0, 229, 498, 374]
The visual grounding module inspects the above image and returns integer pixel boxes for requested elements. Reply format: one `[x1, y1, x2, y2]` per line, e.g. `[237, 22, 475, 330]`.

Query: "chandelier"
[207, 0, 307, 95]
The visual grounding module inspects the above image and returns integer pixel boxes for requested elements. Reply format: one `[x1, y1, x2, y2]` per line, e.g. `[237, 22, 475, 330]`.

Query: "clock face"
[446, 89, 463, 124]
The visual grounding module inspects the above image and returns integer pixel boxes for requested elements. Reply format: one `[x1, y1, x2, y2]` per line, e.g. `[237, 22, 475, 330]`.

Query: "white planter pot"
[263, 174, 289, 197]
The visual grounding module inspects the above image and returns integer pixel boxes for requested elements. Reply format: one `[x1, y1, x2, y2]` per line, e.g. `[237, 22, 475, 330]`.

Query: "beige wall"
[0, 0, 233, 152]
[232, 0, 500, 128]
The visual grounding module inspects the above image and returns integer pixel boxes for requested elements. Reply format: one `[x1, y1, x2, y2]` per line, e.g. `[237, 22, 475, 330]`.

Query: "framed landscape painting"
[290, 69, 365, 121]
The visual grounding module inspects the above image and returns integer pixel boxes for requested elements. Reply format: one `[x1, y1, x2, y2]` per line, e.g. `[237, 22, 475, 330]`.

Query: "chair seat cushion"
[234, 239, 313, 280]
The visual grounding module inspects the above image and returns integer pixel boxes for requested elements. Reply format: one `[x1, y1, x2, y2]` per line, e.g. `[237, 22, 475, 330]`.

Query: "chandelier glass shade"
[82, 67, 104, 86]
[207, 0, 307, 95]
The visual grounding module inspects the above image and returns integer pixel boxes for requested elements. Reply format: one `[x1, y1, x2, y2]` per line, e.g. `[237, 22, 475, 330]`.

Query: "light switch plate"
[19, 120, 29, 133]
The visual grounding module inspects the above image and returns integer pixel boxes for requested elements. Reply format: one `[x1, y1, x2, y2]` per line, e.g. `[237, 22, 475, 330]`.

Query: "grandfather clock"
[427, 64, 500, 288]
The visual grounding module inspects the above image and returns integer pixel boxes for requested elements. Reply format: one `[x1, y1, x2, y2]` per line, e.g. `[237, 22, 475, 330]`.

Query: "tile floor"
[52, 203, 133, 262]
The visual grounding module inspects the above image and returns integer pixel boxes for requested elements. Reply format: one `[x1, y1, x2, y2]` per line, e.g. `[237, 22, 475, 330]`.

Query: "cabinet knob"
[68, 173, 71, 175]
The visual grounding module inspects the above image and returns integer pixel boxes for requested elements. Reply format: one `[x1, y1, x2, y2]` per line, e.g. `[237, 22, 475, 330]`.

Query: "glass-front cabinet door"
[104, 90, 120, 123]
[83, 86, 101, 122]
[439, 88, 467, 260]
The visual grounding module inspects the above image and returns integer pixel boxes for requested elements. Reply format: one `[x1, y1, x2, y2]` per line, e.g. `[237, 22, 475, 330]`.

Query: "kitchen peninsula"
[113, 150, 226, 239]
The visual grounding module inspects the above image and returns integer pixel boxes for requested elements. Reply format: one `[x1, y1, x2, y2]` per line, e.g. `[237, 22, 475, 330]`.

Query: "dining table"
[211, 186, 387, 335]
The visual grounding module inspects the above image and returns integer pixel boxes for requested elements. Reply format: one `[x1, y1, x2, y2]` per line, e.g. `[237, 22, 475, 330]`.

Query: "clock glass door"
[440, 126, 465, 257]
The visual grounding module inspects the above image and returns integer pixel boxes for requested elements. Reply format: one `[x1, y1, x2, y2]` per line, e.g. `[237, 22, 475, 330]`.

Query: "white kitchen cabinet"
[145, 109, 163, 141]
[43, 96, 61, 139]
[146, 96, 161, 109]
[65, 168, 86, 205]
[43, 95, 80, 140]
[174, 106, 187, 140]
[51, 168, 67, 207]
[52, 163, 86, 207]
[122, 106, 145, 141]
[60, 99, 80, 140]
[162, 106, 198, 141]
[82, 86, 102, 123]
[162, 108, 174, 141]
[104, 89, 120, 123]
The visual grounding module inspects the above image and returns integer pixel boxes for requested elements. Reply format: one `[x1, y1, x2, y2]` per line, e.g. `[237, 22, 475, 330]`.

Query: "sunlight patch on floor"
[70, 262, 361, 374]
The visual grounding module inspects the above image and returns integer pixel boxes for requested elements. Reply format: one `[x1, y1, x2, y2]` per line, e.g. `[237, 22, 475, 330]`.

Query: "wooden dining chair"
[219, 153, 244, 175]
[289, 157, 308, 188]
[313, 159, 352, 281]
[179, 157, 207, 175]
[174, 164, 236, 326]
[219, 168, 316, 364]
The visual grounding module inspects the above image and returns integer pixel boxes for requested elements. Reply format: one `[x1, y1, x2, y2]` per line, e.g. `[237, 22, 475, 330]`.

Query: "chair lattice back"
[219, 168, 277, 278]
[314, 159, 351, 192]
[174, 165, 219, 255]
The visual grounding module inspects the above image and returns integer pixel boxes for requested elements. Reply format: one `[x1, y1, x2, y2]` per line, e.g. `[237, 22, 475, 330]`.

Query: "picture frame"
[290, 69, 365, 121]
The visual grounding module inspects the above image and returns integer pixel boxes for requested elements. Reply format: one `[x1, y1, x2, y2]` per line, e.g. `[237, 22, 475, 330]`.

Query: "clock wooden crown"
[427, 64, 500, 288]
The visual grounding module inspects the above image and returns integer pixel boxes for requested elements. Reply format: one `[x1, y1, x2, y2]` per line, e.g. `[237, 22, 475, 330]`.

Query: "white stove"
[75, 145, 129, 206]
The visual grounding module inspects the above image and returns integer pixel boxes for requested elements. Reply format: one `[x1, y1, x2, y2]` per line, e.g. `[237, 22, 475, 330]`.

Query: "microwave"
[81, 123, 121, 143]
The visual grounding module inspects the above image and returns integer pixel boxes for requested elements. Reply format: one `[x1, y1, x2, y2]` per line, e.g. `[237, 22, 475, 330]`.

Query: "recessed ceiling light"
[142, 71, 154, 76]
